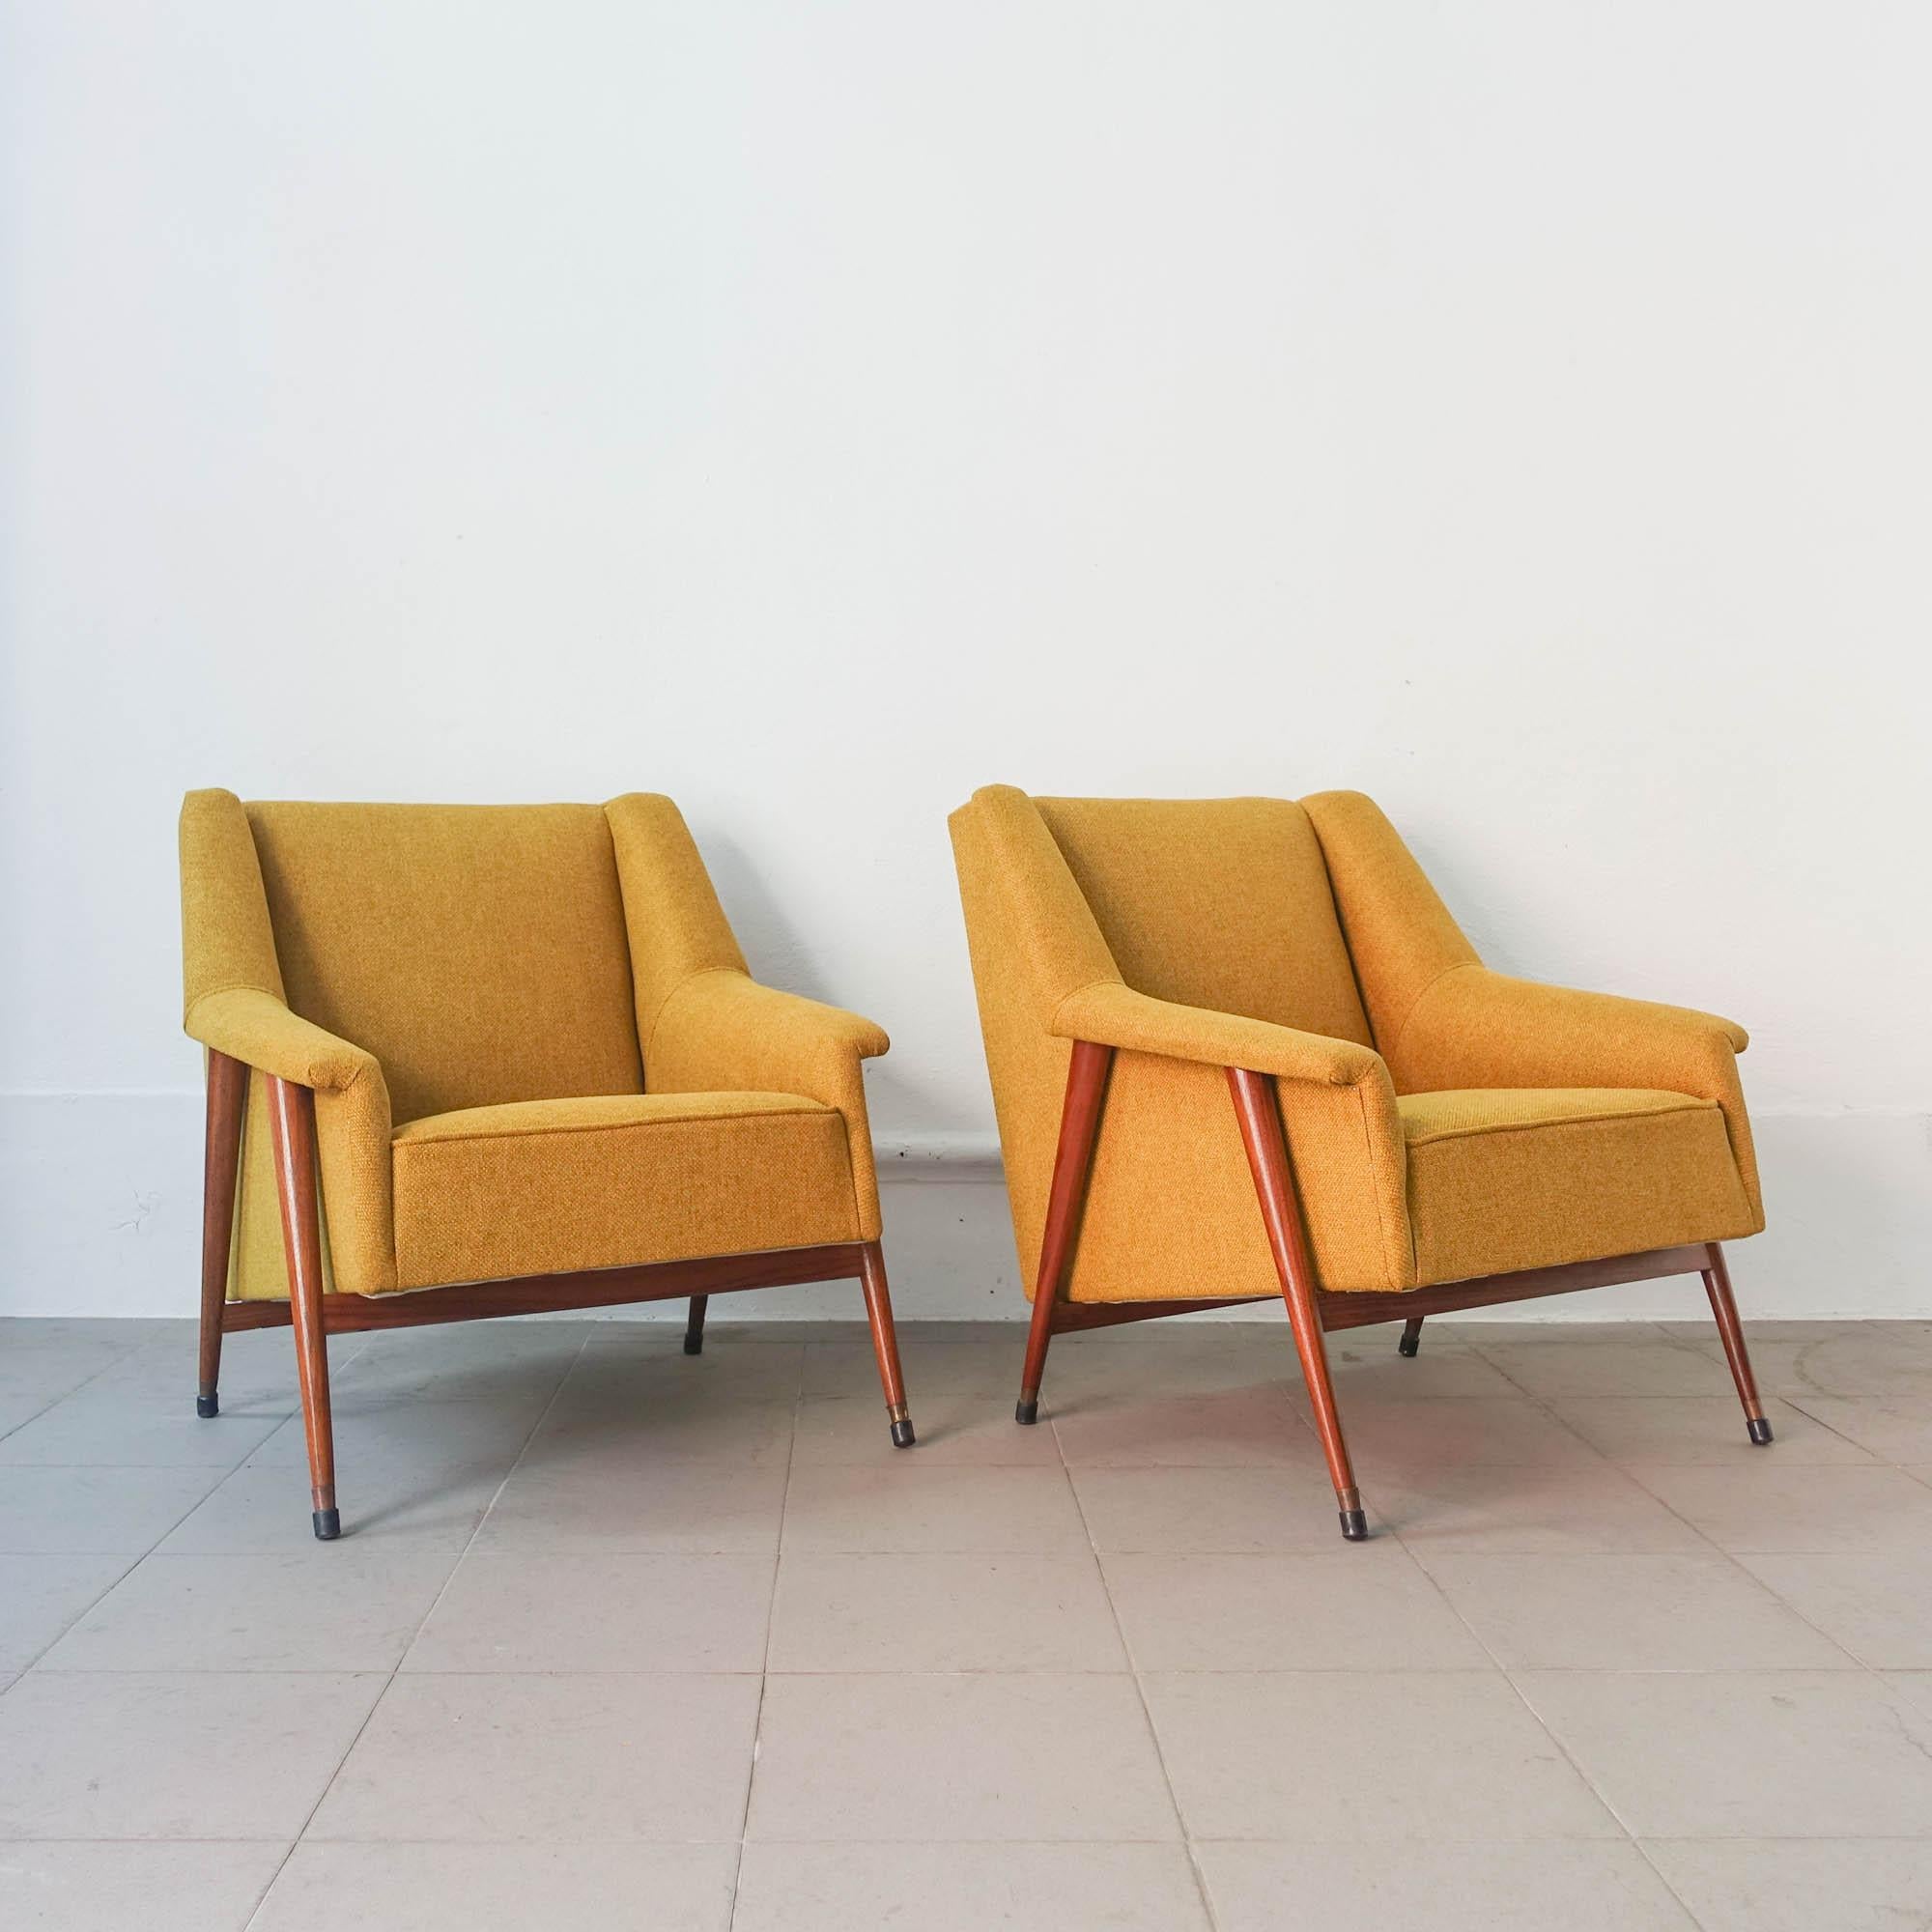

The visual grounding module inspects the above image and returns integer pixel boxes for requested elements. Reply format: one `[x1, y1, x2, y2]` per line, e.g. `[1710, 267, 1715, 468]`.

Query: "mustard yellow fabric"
[179, 789, 888, 1300]
[950, 784, 1763, 1303]
[390, 1092, 859, 1289]
[1401, 1088, 1756, 1285]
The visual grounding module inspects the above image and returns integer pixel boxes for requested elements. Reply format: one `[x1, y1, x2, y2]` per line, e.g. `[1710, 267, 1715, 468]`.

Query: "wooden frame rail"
[1012, 1041, 1772, 1541]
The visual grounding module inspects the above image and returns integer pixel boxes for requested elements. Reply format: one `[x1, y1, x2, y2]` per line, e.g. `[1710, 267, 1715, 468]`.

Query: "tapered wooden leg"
[1398, 1317, 1424, 1358]
[1016, 1040, 1113, 1425]
[1227, 1066, 1366, 1541]
[198, 1050, 247, 1417]
[684, 1294, 708, 1355]
[267, 1076, 339, 1538]
[859, 1240, 915, 1447]
[1702, 1242, 1773, 1445]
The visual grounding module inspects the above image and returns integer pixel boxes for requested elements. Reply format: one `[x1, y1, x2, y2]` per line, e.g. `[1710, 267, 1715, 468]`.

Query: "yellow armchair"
[181, 789, 912, 1540]
[950, 784, 1769, 1542]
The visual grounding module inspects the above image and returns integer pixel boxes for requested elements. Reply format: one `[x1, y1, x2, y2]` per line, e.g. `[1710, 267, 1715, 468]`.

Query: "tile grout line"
[237, 1323, 595, 1930]
[726, 1330, 806, 1931]
[1052, 1403, 1227, 1932]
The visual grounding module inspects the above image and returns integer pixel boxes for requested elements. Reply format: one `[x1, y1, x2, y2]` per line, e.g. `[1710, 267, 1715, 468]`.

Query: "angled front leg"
[1016, 1039, 1113, 1425]
[1702, 1242, 1773, 1445]
[858, 1241, 915, 1447]
[1226, 1065, 1366, 1542]
[267, 1076, 339, 1540]
[197, 1050, 247, 1417]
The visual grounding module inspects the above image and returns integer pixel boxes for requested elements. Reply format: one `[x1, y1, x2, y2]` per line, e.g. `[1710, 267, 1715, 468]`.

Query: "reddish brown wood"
[219, 1300, 294, 1332]
[1227, 1065, 1366, 1541]
[1319, 1244, 1712, 1331]
[307, 1242, 869, 1332]
[1398, 1317, 1424, 1357]
[859, 1240, 915, 1446]
[1701, 1241, 1772, 1443]
[197, 1050, 247, 1415]
[683, 1294, 709, 1355]
[1016, 1040, 1113, 1423]
[267, 1076, 338, 1540]
[1052, 1295, 1261, 1332]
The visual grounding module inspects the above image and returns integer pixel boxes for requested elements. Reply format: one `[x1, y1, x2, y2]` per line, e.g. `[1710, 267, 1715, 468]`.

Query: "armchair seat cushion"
[391, 1092, 861, 1291]
[1399, 1087, 1757, 1287]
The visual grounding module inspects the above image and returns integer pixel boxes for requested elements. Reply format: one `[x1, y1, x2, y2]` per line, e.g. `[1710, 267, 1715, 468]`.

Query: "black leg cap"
[312, 1508, 341, 1542]
[1014, 1398, 1039, 1426]
[196, 1393, 219, 1419]
[682, 1334, 703, 1356]
[1396, 1335, 1420, 1358]
[1747, 1416, 1775, 1445]
[1339, 1508, 1369, 1542]
[891, 1417, 916, 1448]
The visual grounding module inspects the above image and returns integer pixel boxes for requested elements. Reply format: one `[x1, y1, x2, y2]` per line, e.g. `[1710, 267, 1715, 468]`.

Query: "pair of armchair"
[182, 785, 1770, 1543]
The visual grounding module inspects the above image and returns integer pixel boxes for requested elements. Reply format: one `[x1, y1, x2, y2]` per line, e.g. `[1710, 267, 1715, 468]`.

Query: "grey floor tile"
[402, 1551, 773, 1673]
[245, 1396, 546, 1468]
[1639, 1838, 1932, 1932]
[1415, 1553, 1854, 1670]
[1627, 1463, 1932, 1553]
[1550, 1396, 1874, 1465]
[0, 1840, 291, 1931]
[802, 1335, 1020, 1399]
[749, 1673, 1179, 1842]
[1103, 1546, 1489, 1671]
[1374, 1463, 1710, 1554]
[1311, 1397, 1604, 1470]
[768, 1552, 1125, 1673]
[1780, 1391, 1932, 1463]
[793, 1393, 1057, 1466]
[0, 1669, 384, 1839]
[0, 1396, 283, 1469]
[1143, 1669, 1617, 1841]
[160, 1461, 507, 1553]
[1515, 1670, 1932, 1838]
[1071, 1464, 1383, 1554]
[733, 1842, 1211, 1931]
[1052, 1383, 1319, 1469]
[523, 1392, 794, 1468]
[781, 1465, 1092, 1554]
[1471, 1337, 1734, 1399]
[250, 1841, 737, 1931]
[562, 1337, 806, 1406]
[0, 1551, 136, 1670]
[309, 1672, 760, 1843]
[472, 1455, 788, 1554]
[0, 1466, 228, 1554]
[1198, 1840, 1696, 1931]
[1738, 1548, 1932, 1669]
[43, 1549, 459, 1672]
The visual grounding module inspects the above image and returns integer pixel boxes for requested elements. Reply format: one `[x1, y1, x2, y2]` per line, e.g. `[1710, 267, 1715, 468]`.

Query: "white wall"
[4, 3, 1927, 1324]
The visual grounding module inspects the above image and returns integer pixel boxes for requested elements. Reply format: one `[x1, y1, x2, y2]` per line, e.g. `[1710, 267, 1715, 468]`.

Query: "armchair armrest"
[1051, 981, 1384, 1088]
[1396, 964, 1747, 1094]
[645, 969, 891, 1240]
[184, 986, 383, 1093]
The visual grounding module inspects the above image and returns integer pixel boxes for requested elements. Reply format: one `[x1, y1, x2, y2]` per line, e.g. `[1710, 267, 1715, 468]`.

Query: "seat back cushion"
[1032, 797, 1373, 1046]
[245, 802, 643, 1125]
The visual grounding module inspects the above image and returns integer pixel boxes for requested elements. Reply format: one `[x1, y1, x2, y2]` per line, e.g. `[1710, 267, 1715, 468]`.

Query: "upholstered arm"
[1051, 982, 1381, 1088]
[1051, 981, 1415, 1293]
[645, 969, 890, 1237]
[185, 986, 383, 1094]
[1397, 964, 1762, 1221]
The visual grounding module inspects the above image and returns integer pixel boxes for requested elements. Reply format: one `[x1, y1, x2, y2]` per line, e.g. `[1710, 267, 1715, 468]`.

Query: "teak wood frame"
[198, 1049, 914, 1540]
[1015, 1040, 1771, 1541]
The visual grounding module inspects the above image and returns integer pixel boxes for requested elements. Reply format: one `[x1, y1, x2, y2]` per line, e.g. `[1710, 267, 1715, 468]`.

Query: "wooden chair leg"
[1702, 1242, 1773, 1445]
[1227, 1066, 1367, 1541]
[858, 1241, 915, 1446]
[1017, 1040, 1113, 1425]
[1398, 1316, 1424, 1358]
[684, 1294, 708, 1355]
[198, 1050, 247, 1417]
[267, 1076, 340, 1539]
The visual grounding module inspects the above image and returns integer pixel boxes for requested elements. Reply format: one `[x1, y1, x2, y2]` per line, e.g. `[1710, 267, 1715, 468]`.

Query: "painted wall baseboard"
[1, 1093, 1925, 1322]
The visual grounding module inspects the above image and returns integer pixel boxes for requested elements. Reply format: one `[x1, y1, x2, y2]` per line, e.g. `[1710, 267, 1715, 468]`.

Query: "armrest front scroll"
[185, 987, 383, 1094]
[1050, 981, 1384, 1089]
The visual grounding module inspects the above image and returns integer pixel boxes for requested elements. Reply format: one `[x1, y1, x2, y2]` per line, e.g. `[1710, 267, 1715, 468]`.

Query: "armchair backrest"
[182, 792, 666, 1125]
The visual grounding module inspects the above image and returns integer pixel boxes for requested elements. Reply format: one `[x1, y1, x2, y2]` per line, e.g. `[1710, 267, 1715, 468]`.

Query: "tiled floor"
[2, 1314, 1930, 1929]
